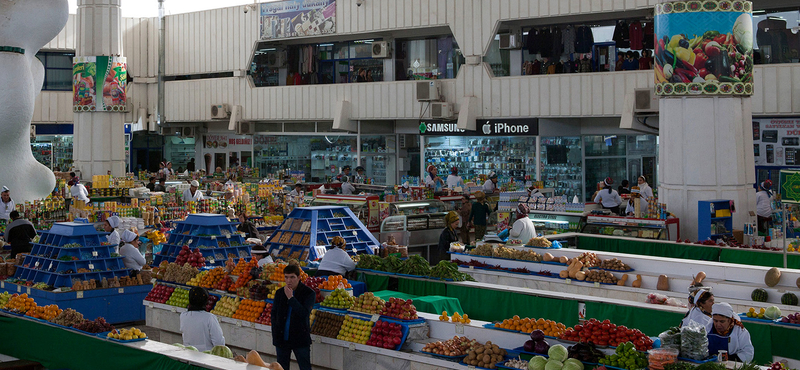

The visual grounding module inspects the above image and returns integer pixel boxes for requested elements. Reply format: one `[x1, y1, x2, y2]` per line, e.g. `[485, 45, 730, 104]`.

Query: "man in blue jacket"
[271, 264, 315, 370]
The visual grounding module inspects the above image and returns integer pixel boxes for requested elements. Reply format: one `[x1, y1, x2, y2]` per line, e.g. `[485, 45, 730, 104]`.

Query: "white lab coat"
[681, 307, 713, 332]
[70, 183, 90, 204]
[509, 217, 537, 243]
[483, 180, 496, 193]
[594, 189, 622, 208]
[341, 182, 356, 195]
[317, 247, 357, 275]
[0, 199, 15, 220]
[182, 189, 205, 202]
[446, 175, 464, 189]
[180, 310, 225, 352]
[756, 190, 773, 218]
[708, 324, 755, 363]
[638, 183, 654, 202]
[119, 243, 146, 270]
[107, 229, 121, 253]
[425, 174, 441, 188]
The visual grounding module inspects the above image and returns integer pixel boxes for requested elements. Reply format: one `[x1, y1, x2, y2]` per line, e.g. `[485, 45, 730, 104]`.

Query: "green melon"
[751, 288, 768, 302]
[211, 345, 234, 359]
[781, 292, 798, 306]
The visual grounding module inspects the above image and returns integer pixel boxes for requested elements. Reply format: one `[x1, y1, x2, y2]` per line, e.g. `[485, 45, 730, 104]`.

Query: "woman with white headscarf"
[636, 175, 654, 202]
[119, 230, 146, 271]
[103, 215, 122, 253]
[707, 302, 754, 362]
[0, 186, 15, 220]
[681, 288, 714, 330]
[509, 203, 537, 243]
[756, 180, 774, 234]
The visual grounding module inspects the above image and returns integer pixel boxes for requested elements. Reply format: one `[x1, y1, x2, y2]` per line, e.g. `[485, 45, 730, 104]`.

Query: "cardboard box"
[733, 229, 743, 244]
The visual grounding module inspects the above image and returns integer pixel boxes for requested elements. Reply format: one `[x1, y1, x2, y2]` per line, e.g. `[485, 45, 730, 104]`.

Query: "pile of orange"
[6, 293, 36, 314]
[230, 273, 252, 293]
[494, 316, 567, 337]
[232, 258, 258, 276]
[199, 267, 228, 289]
[269, 263, 287, 282]
[321, 275, 351, 290]
[231, 299, 267, 322]
[26, 304, 62, 321]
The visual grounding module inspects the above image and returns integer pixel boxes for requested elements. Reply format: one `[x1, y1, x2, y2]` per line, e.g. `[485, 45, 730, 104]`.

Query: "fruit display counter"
[152, 213, 252, 268]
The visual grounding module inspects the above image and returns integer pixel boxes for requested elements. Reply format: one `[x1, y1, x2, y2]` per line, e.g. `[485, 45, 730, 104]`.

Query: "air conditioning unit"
[235, 121, 253, 135]
[211, 104, 230, 119]
[499, 33, 521, 49]
[431, 102, 454, 119]
[267, 50, 286, 68]
[371, 41, 391, 58]
[180, 127, 195, 138]
[416, 81, 440, 101]
[633, 89, 659, 113]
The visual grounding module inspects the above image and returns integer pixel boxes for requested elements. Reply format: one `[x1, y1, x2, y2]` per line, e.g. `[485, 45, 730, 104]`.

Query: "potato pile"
[574, 252, 600, 268]
[585, 270, 619, 284]
[599, 258, 631, 271]
[470, 244, 495, 257]
[465, 341, 507, 369]
[528, 237, 552, 248]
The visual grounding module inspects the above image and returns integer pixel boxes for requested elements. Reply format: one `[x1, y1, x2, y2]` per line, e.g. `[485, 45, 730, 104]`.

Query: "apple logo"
[482, 121, 491, 135]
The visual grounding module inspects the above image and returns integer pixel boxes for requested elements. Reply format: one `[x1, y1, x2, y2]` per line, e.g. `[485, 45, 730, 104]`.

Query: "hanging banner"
[654, 0, 753, 96]
[72, 56, 127, 112]
[779, 170, 800, 204]
[259, 0, 336, 40]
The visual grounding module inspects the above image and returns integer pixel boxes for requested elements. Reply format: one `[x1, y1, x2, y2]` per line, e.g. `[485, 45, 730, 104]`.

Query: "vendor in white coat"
[756, 180, 774, 234]
[681, 288, 714, 330]
[103, 215, 122, 253]
[69, 180, 90, 204]
[593, 177, 622, 215]
[316, 236, 356, 277]
[425, 165, 444, 190]
[119, 230, 146, 271]
[182, 180, 205, 202]
[446, 167, 464, 190]
[340, 176, 356, 195]
[707, 302, 755, 363]
[0, 186, 15, 220]
[483, 172, 499, 194]
[509, 203, 537, 243]
[636, 175, 654, 202]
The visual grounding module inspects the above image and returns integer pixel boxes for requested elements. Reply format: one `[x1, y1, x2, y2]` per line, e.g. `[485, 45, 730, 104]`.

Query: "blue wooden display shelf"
[153, 213, 251, 267]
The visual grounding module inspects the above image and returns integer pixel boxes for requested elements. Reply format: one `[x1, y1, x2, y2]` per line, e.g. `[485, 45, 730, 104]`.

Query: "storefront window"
[396, 36, 463, 80]
[485, 38, 511, 77]
[164, 136, 195, 172]
[584, 135, 627, 157]
[585, 157, 627, 201]
[30, 135, 73, 171]
[583, 134, 658, 201]
[360, 135, 397, 185]
[752, 9, 800, 65]
[423, 136, 535, 183]
[540, 137, 583, 201]
[253, 135, 358, 182]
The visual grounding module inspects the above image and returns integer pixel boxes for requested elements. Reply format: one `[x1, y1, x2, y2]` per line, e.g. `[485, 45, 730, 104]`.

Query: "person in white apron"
[593, 177, 622, 215]
[509, 203, 537, 243]
[182, 180, 205, 202]
[103, 215, 122, 253]
[707, 302, 754, 362]
[0, 186, 15, 220]
[681, 288, 714, 330]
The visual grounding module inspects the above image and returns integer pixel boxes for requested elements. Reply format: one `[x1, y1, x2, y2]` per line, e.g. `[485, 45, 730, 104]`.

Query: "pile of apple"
[204, 295, 219, 312]
[351, 292, 385, 315]
[166, 288, 189, 308]
[380, 297, 418, 320]
[210, 296, 240, 318]
[558, 318, 653, 351]
[321, 288, 355, 310]
[337, 315, 374, 344]
[144, 284, 175, 304]
[366, 320, 404, 350]
[214, 275, 234, 291]
[256, 303, 272, 325]
[176, 245, 206, 268]
[779, 312, 800, 324]
[303, 276, 326, 303]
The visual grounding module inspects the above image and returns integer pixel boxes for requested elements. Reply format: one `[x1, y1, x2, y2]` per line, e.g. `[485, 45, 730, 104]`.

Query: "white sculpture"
[0, 0, 69, 202]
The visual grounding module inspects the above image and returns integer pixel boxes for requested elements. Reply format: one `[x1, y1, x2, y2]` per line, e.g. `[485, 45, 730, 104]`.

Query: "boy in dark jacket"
[271, 264, 315, 370]
[4, 211, 37, 258]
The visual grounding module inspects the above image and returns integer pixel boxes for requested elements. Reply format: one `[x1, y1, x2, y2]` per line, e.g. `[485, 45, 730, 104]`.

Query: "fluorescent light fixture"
[530, 219, 570, 224]
[319, 43, 334, 47]
[395, 202, 431, 208]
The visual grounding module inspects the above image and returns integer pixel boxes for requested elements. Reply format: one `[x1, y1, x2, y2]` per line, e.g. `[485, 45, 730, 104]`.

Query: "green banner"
[780, 170, 800, 203]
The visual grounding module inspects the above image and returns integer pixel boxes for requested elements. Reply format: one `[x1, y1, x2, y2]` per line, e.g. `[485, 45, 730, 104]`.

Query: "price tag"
[594, 282, 600, 288]
[211, 236, 216, 240]
[118, 288, 125, 294]
[348, 343, 356, 351]
[17, 285, 21, 293]
[314, 336, 321, 344]
[468, 266, 474, 270]
[26, 287, 31, 295]
[455, 323, 465, 334]
[352, 231, 358, 236]
[48, 262, 53, 270]
[92, 251, 98, 257]
[149, 302, 154, 308]
[236, 320, 242, 327]
[188, 239, 194, 245]
[370, 314, 380, 323]
[1, 282, 4, 289]
[209, 259, 215, 264]
[226, 234, 231, 239]
[76, 291, 83, 298]
[565, 279, 572, 285]
[171, 306, 176, 313]
[34, 261, 39, 267]
[88, 264, 95, 270]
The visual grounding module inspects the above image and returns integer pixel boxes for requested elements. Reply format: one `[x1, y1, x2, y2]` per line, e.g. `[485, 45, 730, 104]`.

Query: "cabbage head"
[528, 356, 548, 370]
[545, 359, 564, 370]
[548, 344, 568, 363]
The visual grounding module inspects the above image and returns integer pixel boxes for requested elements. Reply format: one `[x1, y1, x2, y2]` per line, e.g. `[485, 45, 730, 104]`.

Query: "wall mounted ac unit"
[267, 50, 287, 68]
[211, 104, 230, 119]
[235, 121, 253, 135]
[499, 33, 521, 49]
[416, 81, 440, 101]
[371, 41, 391, 58]
[431, 102, 454, 119]
[633, 89, 659, 113]
[180, 127, 195, 138]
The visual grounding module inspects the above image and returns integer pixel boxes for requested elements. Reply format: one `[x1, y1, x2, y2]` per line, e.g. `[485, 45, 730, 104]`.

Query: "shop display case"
[581, 215, 679, 240]
[697, 200, 733, 241]
[527, 211, 586, 235]
[423, 136, 536, 182]
[379, 200, 449, 255]
[311, 194, 381, 232]
[540, 136, 583, 202]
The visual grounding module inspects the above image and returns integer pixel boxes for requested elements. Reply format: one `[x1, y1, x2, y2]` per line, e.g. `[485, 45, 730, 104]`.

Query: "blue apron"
[707, 326, 730, 357]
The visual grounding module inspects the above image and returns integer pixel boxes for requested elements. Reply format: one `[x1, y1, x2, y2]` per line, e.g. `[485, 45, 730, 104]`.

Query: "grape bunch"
[73, 317, 115, 333]
[50, 308, 85, 327]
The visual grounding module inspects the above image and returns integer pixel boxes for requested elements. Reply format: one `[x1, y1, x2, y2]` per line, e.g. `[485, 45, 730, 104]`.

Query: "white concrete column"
[73, 0, 126, 177]
[658, 97, 756, 240]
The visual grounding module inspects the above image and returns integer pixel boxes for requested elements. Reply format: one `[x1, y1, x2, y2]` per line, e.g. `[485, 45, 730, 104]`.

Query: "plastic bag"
[679, 320, 709, 360]
[658, 326, 681, 350]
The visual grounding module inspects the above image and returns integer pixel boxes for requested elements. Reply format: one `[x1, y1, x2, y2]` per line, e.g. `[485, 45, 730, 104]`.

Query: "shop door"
[214, 153, 226, 171]
[241, 151, 252, 168]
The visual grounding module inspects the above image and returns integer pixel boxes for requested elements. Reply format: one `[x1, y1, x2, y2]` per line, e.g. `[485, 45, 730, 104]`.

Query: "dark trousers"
[474, 224, 487, 241]
[276, 345, 312, 370]
[460, 226, 471, 246]
[757, 215, 772, 235]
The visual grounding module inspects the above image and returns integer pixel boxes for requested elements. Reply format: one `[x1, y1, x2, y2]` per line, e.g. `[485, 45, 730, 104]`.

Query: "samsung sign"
[419, 119, 538, 136]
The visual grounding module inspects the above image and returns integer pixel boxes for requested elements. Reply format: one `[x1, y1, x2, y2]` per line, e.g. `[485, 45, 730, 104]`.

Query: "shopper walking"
[103, 215, 122, 253]
[509, 203, 537, 244]
[618, 180, 631, 196]
[446, 167, 464, 190]
[0, 186, 15, 220]
[436, 211, 460, 264]
[119, 230, 146, 271]
[458, 194, 472, 245]
[180, 287, 225, 352]
[271, 264, 315, 370]
[469, 191, 491, 241]
[593, 177, 622, 215]
[146, 177, 157, 192]
[756, 180, 773, 235]
[154, 177, 167, 192]
[316, 236, 356, 278]
[4, 211, 36, 258]
[182, 180, 205, 202]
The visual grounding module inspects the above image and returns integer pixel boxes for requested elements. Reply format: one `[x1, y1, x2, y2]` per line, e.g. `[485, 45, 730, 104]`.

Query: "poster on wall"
[654, 0, 753, 96]
[259, 0, 336, 40]
[753, 118, 800, 166]
[72, 56, 127, 112]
